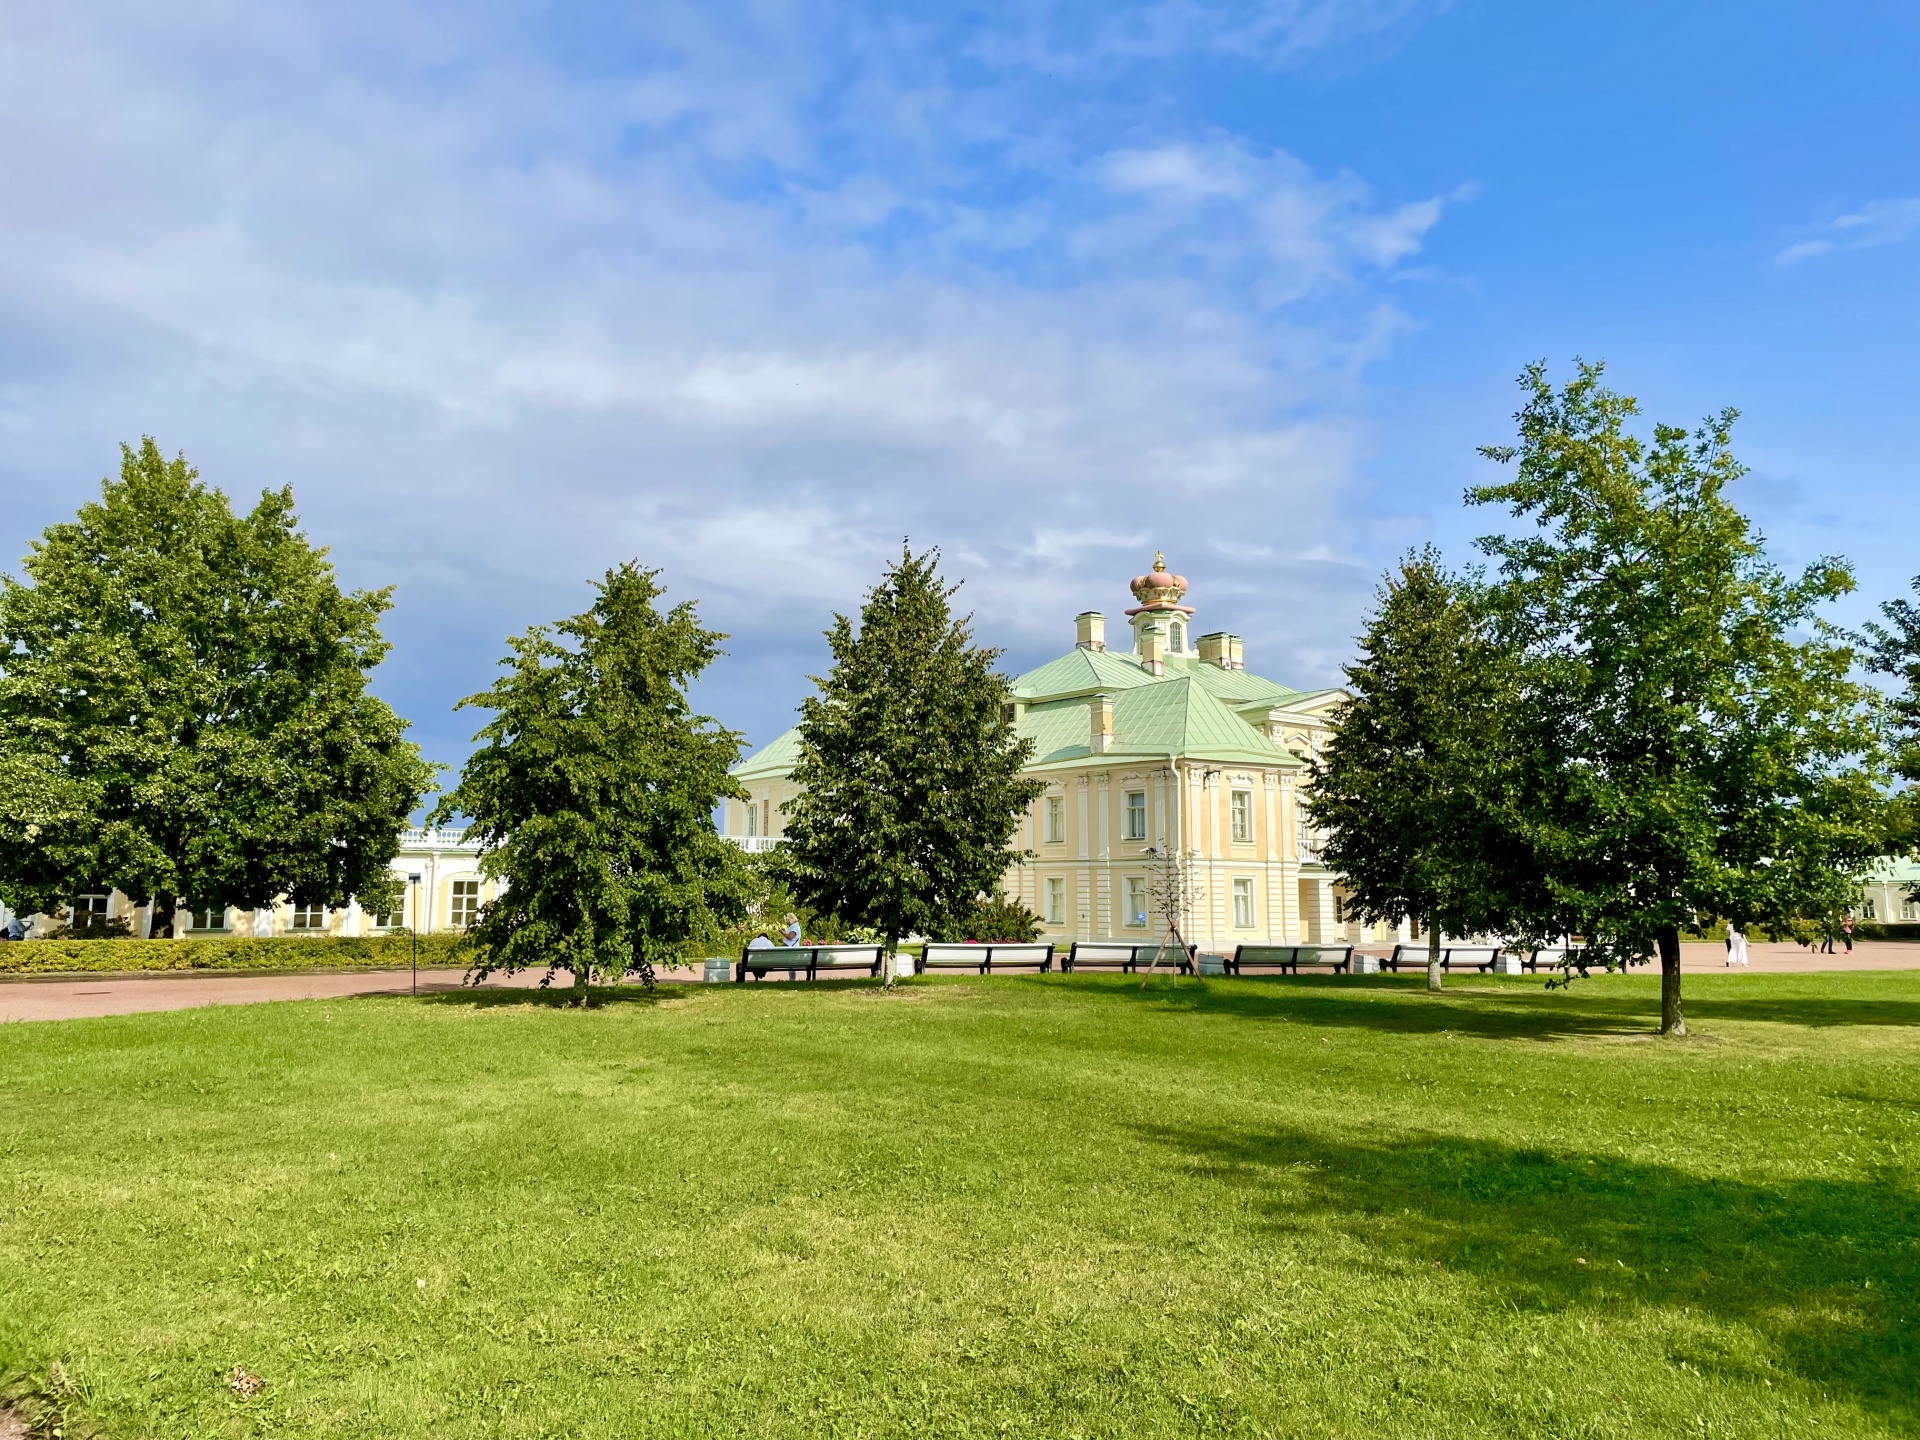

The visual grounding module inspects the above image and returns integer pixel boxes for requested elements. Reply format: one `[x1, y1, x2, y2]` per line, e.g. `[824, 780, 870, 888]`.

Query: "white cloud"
[1776, 196, 1920, 266]
[0, 0, 1449, 758]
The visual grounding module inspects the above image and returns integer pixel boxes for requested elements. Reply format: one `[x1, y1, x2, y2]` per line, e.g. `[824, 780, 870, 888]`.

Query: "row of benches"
[733, 940, 1183, 981]
[734, 940, 1597, 981]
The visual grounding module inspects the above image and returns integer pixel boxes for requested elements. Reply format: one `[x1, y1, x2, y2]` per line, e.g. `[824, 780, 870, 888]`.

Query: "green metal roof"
[731, 723, 804, 781]
[1020, 675, 1299, 771]
[1009, 647, 1167, 700]
[735, 646, 1318, 782]
[1182, 660, 1299, 707]
[1866, 856, 1920, 885]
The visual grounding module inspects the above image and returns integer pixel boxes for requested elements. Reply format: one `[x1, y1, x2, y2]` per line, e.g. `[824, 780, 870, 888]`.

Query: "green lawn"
[2, 972, 1917, 1438]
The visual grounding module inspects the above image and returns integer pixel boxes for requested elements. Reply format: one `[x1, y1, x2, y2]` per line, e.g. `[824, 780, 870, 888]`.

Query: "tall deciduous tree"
[432, 564, 752, 995]
[0, 439, 432, 931]
[777, 546, 1042, 974]
[1864, 576, 1920, 885]
[1306, 548, 1530, 992]
[1475, 363, 1886, 1034]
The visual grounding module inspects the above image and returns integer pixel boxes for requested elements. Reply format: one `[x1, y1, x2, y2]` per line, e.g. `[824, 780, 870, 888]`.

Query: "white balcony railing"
[724, 835, 782, 853]
[397, 826, 478, 851]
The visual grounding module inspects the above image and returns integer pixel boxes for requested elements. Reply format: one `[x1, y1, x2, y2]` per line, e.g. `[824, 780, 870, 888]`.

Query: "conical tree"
[433, 564, 754, 996]
[777, 546, 1042, 977]
[0, 439, 431, 931]
[1307, 548, 1531, 992]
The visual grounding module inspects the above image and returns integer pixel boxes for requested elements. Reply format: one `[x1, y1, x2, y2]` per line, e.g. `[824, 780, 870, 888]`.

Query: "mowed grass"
[2, 972, 1918, 1439]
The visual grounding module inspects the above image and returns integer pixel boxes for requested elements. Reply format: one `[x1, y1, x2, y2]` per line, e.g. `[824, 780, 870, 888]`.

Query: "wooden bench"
[735, 943, 886, 982]
[917, 942, 1055, 974]
[1225, 944, 1354, 975]
[1384, 943, 1506, 974]
[1063, 941, 1193, 975]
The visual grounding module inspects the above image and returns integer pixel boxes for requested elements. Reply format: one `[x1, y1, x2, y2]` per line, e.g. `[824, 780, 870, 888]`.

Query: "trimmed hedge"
[0, 932, 472, 975]
[1851, 921, 1920, 943]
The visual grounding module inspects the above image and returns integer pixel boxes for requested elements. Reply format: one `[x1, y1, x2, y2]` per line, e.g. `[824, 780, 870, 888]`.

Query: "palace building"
[727, 554, 1407, 948]
[1, 825, 500, 941]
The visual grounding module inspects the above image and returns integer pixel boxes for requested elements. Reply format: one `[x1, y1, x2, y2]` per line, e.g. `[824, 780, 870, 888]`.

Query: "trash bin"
[702, 957, 731, 983]
[1351, 954, 1381, 974]
[1197, 953, 1228, 976]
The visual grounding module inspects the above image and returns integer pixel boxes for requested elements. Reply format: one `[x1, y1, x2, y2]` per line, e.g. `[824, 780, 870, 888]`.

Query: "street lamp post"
[408, 872, 422, 995]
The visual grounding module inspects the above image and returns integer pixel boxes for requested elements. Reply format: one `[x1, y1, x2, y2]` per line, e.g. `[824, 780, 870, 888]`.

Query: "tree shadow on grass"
[1043, 974, 1920, 1040]
[421, 983, 686, 1010]
[1144, 1121, 1920, 1427]
[1048, 975, 1656, 1041]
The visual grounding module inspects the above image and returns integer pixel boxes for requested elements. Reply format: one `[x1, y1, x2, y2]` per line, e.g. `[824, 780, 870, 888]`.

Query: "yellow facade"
[728, 555, 1408, 948]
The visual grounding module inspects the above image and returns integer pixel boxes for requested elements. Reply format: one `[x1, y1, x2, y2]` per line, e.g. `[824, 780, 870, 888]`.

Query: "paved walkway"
[4, 944, 1916, 1023]
[1674, 940, 1916, 972]
[0, 965, 712, 1023]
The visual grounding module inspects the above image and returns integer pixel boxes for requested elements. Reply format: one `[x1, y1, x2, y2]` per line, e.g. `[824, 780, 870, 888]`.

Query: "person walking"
[1842, 913, 1855, 954]
[1725, 923, 1750, 967]
[781, 912, 802, 947]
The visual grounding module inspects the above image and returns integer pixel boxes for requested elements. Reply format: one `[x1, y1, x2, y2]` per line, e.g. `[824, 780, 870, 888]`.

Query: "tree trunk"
[1425, 916, 1443, 992]
[883, 932, 898, 990]
[150, 893, 176, 940]
[1656, 924, 1685, 1035]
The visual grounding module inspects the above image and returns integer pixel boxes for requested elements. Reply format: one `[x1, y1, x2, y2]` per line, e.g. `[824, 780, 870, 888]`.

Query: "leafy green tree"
[777, 546, 1042, 975]
[1474, 363, 1887, 1034]
[1306, 548, 1532, 992]
[0, 439, 432, 932]
[432, 564, 753, 995]
[1864, 575, 1920, 895]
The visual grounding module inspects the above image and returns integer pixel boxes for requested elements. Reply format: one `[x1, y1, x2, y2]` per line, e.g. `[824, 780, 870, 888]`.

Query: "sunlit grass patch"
[1, 970, 1916, 1437]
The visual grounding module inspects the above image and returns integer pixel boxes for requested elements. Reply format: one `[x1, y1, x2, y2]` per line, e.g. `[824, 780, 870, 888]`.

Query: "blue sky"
[1, 0, 1915, 778]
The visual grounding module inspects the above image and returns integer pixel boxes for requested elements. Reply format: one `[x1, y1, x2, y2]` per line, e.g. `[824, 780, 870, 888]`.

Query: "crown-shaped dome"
[1128, 551, 1189, 610]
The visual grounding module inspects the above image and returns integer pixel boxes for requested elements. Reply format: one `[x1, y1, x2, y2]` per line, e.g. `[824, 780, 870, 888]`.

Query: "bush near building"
[0, 933, 468, 975]
[1851, 922, 1920, 943]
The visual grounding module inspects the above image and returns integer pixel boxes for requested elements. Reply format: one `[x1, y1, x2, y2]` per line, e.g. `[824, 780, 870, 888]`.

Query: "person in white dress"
[1724, 923, 1750, 967]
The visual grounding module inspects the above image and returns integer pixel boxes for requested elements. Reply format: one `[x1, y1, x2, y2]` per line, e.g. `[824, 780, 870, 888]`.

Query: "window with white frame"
[371, 897, 406, 929]
[1230, 790, 1253, 844]
[189, 905, 227, 932]
[1170, 621, 1185, 652]
[745, 800, 758, 837]
[1904, 898, 1918, 922]
[290, 903, 327, 930]
[1044, 795, 1064, 845]
[1045, 877, 1065, 925]
[1864, 898, 1877, 920]
[1125, 876, 1148, 927]
[1124, 791, 1147, 841]
[450, 880, 481, 929]
[73, 893, 109, 921]
[1232, 878, 1255, 929]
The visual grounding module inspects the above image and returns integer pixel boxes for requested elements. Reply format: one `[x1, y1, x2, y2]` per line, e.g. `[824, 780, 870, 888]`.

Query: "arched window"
[1170, 621, 1185, 652]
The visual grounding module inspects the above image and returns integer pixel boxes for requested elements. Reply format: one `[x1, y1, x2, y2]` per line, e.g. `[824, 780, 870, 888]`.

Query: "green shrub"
[0, 932, 471, 975]
[1851, 921, 1920, 943]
